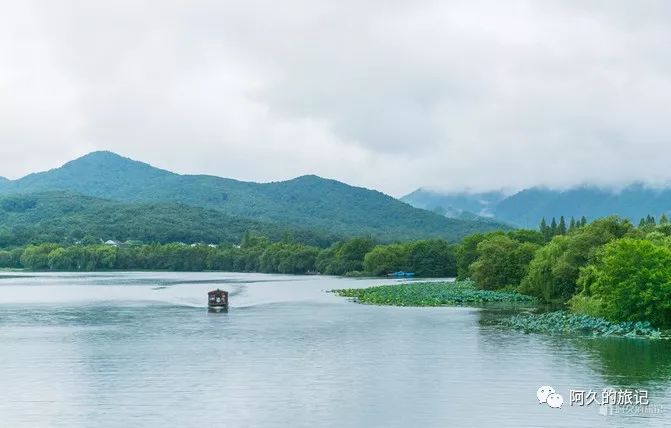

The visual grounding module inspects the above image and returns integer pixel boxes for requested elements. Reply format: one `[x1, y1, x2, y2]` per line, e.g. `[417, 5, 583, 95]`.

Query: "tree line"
[460, 215, 671, 328]
[0, 234, 457, 277]
[539, 215, 587, 240]
[2, 213, 671, 327]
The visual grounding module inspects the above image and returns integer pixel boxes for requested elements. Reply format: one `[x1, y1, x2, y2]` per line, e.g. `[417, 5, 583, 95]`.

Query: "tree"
[642, 215, 654, 226]
[469, 235, 538, 290]
[507, 229, 545, 245]
[0, 249, 22, 268]
[660, 213, 669, 225]
[363, 244, 410, 276]
[518, 236, 573, 302]
[259, 243, 318, 274]
[580, 216, 587, 227]
[558, 216, 567, 235]
[568, 217, 576, 233]
[48, 247, 75, 270]
[406, 240, 457, 277]
[540, 218, 549, 240]
[519, 216, 634, 302]
[455, 232, 490, 279]
[571, 238, 671, 327]
[20, 244, 60, 270]
[315, 237, 376, 275]
[550, 217, 558, 236]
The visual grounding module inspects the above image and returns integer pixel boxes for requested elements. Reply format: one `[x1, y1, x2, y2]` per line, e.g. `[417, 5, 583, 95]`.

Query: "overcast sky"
[1, 1, 670, 196]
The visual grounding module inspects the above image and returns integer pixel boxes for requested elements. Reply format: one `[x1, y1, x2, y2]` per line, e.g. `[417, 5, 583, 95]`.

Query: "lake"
[0, 272, 668, 427]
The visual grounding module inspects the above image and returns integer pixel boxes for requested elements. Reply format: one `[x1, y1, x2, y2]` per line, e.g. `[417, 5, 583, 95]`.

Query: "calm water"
[0, 272, 669, 427]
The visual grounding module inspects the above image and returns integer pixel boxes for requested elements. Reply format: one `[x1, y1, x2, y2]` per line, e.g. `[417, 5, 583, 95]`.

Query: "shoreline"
[333, 281, 665, 339]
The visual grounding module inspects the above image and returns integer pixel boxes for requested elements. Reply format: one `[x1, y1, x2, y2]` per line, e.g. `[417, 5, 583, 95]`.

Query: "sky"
[1, 0, 671, 197]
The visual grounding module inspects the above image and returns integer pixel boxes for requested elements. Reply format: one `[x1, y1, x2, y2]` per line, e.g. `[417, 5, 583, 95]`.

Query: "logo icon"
[537, 386, 563, 409]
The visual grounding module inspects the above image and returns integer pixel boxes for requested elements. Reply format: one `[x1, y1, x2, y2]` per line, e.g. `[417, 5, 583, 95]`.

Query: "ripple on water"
[0, 272, 668, 427]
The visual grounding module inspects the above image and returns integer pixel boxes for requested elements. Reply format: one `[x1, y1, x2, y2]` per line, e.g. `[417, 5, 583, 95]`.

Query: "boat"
[208, 289, 229, 311]
[387, 271, 415, 278]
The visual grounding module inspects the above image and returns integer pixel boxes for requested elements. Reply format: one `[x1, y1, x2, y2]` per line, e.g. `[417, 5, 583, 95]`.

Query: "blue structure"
[388, 271, 415, 278]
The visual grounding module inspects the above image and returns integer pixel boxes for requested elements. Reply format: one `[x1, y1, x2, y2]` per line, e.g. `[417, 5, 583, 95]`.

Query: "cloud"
[0, 0, 670, 196]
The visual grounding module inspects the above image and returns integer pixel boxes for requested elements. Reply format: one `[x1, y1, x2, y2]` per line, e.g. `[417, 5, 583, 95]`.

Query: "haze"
[1, 0, 670, 196]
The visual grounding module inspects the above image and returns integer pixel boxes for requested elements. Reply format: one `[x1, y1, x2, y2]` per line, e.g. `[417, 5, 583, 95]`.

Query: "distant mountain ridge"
[0, 151, 509, 241]
[402, 185, 671, 228]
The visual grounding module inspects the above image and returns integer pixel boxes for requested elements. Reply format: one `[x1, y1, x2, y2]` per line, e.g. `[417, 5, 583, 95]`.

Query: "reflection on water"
[577, 338, 671, 386]
[479, 309, 671, 387]
[0, 272, 668, 427]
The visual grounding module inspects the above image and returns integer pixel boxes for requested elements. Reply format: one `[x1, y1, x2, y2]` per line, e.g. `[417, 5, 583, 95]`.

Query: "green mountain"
[0, 192, 337, 247]
[403, 184, 671, 228]
[0, 152, 509, 241]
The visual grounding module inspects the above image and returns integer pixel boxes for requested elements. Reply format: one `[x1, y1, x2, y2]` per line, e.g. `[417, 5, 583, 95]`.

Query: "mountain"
[0, 152, 509, 241]
[493, 185, 671, 227]
[401, 188, 506, 218]
[402, 184, 671, 228]
[0, 151, 175, 197]
[0, 192, 338, 247]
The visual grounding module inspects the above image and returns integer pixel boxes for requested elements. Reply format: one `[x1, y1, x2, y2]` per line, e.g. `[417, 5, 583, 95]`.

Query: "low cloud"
[1, 0, 670, 196]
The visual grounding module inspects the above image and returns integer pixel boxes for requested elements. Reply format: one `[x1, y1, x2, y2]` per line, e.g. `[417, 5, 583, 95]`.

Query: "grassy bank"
[334, 280, 536, 307]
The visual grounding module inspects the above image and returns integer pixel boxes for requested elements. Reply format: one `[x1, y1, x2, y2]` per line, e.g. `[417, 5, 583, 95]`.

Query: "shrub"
[571, 238, 671, 328]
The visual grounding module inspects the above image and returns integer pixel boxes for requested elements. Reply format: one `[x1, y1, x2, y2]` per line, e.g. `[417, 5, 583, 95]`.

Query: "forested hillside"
[0, 192, 337, 247]
[0, 152, 509, 241]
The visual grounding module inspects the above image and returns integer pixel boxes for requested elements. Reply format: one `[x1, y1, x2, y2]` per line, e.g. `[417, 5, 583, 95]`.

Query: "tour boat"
[208, 289, 229, 311]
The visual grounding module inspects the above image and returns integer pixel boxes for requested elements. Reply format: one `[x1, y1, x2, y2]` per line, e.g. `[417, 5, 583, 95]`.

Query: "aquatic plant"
[502, 311, 662, 339]
[334, 280, 536, 307]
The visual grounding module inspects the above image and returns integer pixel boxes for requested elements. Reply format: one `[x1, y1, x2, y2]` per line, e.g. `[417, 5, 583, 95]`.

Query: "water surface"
[0, 272, 668, 427]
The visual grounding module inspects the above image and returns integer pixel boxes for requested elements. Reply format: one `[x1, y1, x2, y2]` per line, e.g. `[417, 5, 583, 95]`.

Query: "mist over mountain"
[0, 152, 508, 241]
[401, 189, 507, 219]
[403, 184, 671, 228]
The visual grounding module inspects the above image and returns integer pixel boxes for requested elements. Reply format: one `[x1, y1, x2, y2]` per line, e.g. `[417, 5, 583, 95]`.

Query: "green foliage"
[455, 232, 489, 279]
[559, 216, 567, 234]
[456, 229, 542, 281]
[335, 280, 535, 307]
[259, 243, 319, 274]
[469, 235, 539, 290]
[0, 192, 337, 248]
[0, 152, 510, 242]
[361, 239, 457, 277]
[518, 236, 574, 302]
[571, 238, 671, 328]
[540, 216, 569, 241]
[315, 237, 376, 275]
[47, 245, 118, 270]
[507, 229, 545, 245]
[0, 248, 23, 268]
[406, 240, 457, 277]
[20, 244, 60, 270]
[363, 244, 410, 276]
[519, 216, 633, 302]
[502, 311, 661, 338]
